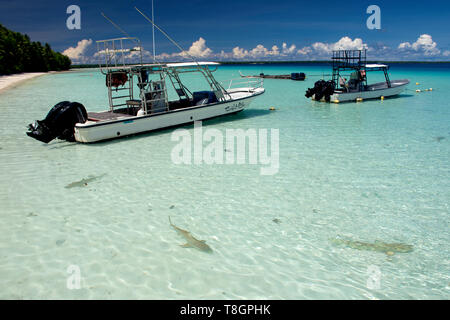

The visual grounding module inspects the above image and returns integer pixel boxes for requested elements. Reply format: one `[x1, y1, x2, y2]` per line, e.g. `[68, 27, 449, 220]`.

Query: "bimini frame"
[332, 49, 392, 92]
[95, 8, 243, 116]
[95, 37, 232, 115]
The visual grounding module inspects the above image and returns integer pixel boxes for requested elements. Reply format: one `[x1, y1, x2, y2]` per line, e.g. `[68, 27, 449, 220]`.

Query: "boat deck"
[88, 111, 133, 121]
[85, 88, 263, 123]
[86, 99, 203, 122]
[335, 79, 410, 94]
[87, 106, 139, 121]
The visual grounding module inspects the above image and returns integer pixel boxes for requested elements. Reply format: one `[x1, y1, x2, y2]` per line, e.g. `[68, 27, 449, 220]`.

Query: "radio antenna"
[101, 11, 164, 66]
[134, 6, 201, 67]
[152, 0, 156, 62]
[101, 12, 138, 45]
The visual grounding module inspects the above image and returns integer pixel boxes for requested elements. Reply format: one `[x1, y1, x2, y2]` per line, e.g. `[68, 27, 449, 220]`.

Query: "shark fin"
[180, 243, 192, 248]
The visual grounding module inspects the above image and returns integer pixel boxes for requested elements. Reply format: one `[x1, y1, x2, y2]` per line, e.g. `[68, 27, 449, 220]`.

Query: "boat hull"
[74, 89, 263, 143]
[329, 80, 409, 102]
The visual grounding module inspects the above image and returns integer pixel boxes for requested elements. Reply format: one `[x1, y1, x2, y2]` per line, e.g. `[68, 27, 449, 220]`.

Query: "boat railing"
[222, 77, 264, 92]
[96, 37, 143, 74]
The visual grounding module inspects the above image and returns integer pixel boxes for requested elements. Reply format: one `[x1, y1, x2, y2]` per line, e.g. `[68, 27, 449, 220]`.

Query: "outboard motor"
[305, 80, 325, 98]
[323, 80, 336, 102]
[26, 101, 87, 143]
[305, 80, 335, 102]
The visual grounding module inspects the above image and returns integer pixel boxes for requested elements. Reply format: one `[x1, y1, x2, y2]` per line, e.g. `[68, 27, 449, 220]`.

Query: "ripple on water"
[0, 67, 449, 299]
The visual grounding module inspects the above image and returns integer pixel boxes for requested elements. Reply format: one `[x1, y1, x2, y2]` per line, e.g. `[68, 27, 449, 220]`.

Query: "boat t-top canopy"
[364, 63, 389, 71]
[166, 62, 220, 68]
[165, 61, 220, 72]
[332, 49, 392, 90]
[365, 64, 388, 68]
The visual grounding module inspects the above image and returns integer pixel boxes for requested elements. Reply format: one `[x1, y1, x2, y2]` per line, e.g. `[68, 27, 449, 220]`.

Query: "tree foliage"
[0, 24, 71, 75]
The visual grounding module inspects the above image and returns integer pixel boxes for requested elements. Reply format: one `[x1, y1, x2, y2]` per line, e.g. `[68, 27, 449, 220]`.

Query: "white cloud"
[398, 34, 440, 56]
[232, 46, 249, 59]
[62, 39, 93, 61]
[282, 43, 296, 55]
[291, 37, 368, 60]
[310, 36, 368, 54]
[180, 37, 212, 58]
[297, 47, 312, 56]
[249, 44, 279, 57]
[155, 52, 172, 60]
[68, 34, 450, 64]
[229, 44, 280, 59]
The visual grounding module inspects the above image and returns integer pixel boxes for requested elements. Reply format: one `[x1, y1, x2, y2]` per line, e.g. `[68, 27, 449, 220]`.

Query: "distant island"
[0, 24, 71, 75]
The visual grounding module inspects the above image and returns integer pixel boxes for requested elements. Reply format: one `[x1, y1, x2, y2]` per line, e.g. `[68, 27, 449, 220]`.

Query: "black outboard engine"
[323, 80, 336, 102]
[305, 80, 336, 102]
[305, 80, 325, 98]
[26, 101, 87, 143]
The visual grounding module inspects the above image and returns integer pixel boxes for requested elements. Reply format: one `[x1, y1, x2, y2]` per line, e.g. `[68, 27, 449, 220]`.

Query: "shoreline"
[0, 72, 47, 93]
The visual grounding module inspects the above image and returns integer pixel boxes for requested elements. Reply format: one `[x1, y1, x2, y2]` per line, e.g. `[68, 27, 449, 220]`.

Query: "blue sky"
[0, 0, 449, 62]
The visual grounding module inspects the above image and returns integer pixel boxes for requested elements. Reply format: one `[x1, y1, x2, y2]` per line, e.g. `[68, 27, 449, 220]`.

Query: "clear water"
[0, 64, 449, 299]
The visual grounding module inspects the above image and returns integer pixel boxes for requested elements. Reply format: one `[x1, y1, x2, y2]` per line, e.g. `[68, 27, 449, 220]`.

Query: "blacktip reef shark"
[64, 174, 106, 189]
[330, 237, 413, 256]
[169, 217, 213, 253]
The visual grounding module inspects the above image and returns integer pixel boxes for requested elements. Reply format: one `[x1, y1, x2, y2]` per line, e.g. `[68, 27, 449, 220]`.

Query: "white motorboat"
[27, 37, 264, 143]
[305, 50, 409, 102]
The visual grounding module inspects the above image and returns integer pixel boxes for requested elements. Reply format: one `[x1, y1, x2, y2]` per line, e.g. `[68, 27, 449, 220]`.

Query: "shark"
[330, 237, 413, 256]
[64, 174, 106, 189]
[169, 217, 213, 253]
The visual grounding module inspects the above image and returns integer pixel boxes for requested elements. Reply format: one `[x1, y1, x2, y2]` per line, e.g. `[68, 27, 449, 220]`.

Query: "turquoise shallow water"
[0, 64, 449, 299]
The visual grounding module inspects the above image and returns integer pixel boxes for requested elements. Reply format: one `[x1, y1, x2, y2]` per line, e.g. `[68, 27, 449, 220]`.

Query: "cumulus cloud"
[62, 39, 93, 61]
[250, 44, 279, 57]
[226, 44, 280, 59]
[155, 52, 172, 60]
[309, 36, 368, 55]
[180, 37, 212, 58]
[282, 43, 296, 55]
[231, 46, 248, 59]
[67, 34, 450, 64]
[297, 46, 312, 56]
[398, 34, 440, 56]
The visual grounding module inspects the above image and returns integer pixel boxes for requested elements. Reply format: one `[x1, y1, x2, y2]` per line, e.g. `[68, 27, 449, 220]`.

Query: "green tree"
[0, 24, 72, 75]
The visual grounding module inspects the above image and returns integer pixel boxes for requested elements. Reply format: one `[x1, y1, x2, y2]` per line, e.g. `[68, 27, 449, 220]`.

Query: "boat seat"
[192, 91, 218, 105]
[126, 99, 141, 106]
[144, 92, 167, 113]
[348, 79, 362, 91]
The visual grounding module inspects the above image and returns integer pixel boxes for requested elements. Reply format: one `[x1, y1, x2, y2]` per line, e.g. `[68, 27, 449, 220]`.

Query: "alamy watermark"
[171, 121, 279, 175]
[66, 264, 81, 290]
[66, 5, 81, 30]
[366, 5, 381, 30]
[366, 265, 381, 290]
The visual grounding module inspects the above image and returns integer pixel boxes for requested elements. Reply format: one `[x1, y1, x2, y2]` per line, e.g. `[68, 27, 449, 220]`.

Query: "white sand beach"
[0, 72, 46, 92]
